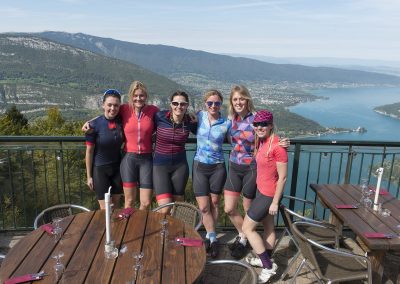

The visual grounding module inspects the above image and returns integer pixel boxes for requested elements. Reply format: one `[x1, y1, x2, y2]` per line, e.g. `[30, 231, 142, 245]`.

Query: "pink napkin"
[117, 208, 134, 219]
[40, 223, 54, 234]
[335, 204, 358, 209]
[175, 237, 203, 247]
[4, 274, 43, 284]
[368, 186, 390, 195]
[364, 232, 395, 239]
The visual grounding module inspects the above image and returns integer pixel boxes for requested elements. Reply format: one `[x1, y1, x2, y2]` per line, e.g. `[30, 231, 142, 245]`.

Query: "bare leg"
[242, 214, 265, 254]
[139, 188, 153, 210]
[123, 186, 137, 208]
[156, 197, 173, 214]
[210, 193, 220, 224]
[224, 193, 244, 234]
[262, 215, 276, 250]
[196, 196, 214, 233]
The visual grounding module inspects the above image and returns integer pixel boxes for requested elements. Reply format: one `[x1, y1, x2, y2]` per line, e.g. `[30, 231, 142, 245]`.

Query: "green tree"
[0, 105, 28, 135]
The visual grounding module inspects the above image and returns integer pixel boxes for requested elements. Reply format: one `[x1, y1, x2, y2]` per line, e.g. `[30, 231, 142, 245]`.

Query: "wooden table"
[0, 210, 206, 284]
[310, 183, 400, 284]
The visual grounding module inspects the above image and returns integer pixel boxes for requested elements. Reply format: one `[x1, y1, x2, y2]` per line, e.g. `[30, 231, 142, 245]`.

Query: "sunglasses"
[206, 101, 222, 107]
[171, 101, 189, 107]
[103, 89, 121, 101]
[253, 121, 271, 127]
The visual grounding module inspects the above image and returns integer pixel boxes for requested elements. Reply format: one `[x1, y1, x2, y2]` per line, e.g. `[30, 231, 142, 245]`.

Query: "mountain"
[0, 34, 184, 118]
[33, 31, 400, 85]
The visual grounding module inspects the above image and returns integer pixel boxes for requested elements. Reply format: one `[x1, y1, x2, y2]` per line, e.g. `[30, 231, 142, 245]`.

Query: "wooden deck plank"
[184, 225, 206, 284]
[59, 210, 105, 283]
[139, 211, 164, 284]
[38, 211, 94, 284]
[161, 215, 185, 284]
[85, 209, 129, 284]
[111, 210, 148, 284]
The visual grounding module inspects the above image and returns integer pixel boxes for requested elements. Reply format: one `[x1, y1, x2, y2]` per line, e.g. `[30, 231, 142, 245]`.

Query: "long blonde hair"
[127, 80, 148, 110]
[228, 85, 256, 120]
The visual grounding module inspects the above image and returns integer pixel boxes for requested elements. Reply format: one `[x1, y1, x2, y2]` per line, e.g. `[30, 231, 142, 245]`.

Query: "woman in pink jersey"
[242, 110, 288, 283]
[83, 81, 159, 209]
[119, 81, 159, 209]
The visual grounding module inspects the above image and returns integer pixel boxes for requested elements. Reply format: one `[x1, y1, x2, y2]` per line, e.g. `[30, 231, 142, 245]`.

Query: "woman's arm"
[85, 144, 95, 191]
[81, 116, 100, 133]
[269, 162, 288, 215]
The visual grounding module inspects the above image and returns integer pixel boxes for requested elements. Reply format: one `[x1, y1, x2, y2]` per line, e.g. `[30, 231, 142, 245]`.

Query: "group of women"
[84, 81, 288, 283]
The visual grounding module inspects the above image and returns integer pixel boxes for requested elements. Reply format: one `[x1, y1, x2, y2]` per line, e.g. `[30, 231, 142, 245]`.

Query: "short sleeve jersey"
[119, 104, 159, 153]
[229, 112, 255, 165]
[153, 110, 197, 165]
[194, 111, 231, 164]
[255, 135, 288, 197]
[85, 115, 124, 167]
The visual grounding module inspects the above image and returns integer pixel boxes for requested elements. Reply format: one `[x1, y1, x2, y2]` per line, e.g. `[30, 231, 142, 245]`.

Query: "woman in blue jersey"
[153, 91, 197, 213]
[193, 89, 231, 258]
[85, 89, 124, 209]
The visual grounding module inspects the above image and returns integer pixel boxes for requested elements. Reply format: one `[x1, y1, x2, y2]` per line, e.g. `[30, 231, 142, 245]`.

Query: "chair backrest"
[152, 202, 202, 231]
[33, 204, 91, 229]
[291, 221, 324, 277]
[195, 260, 258, 284]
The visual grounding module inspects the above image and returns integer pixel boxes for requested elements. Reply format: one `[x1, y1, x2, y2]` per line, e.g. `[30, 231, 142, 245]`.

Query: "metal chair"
[194, 259, 258, 284]
[276, 195, 340, 280]
[152, 202, 202, 231]
[33, 204, 91, 229]
[290, 221, 372, 284]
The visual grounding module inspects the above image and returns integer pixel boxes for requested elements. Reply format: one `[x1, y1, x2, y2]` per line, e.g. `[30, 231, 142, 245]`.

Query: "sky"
[1, 0, 400, 61]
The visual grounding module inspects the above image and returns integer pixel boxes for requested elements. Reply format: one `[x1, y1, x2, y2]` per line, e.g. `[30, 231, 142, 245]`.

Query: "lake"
[289, 87, 400, 141]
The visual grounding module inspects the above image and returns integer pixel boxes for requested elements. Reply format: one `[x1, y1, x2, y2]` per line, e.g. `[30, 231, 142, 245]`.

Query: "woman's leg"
[262, 214, 276, 251]
[224, 193, 243, 234]
[139, 188, 152, 210]
[123, 186, 137, 208]
[242, 215, 265, 254]
[196, 196, 214, 233]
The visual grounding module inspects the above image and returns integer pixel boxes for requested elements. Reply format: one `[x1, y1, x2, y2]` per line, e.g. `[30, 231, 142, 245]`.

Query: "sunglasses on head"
[171, 101, 189, 107]
[103, 89, 121, 102]
[206, 101, 222, 107]
[253, 121, 271, 127]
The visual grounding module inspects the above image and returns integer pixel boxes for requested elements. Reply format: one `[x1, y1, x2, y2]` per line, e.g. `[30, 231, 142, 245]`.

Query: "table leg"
[368, 250, 385, 284]
[328, 213, 343, 235]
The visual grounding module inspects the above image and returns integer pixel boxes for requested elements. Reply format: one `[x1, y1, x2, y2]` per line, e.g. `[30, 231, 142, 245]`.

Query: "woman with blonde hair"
[118, 81, 159, 209]
[242, 110, 288, 283]
[193, 89, 231, 258]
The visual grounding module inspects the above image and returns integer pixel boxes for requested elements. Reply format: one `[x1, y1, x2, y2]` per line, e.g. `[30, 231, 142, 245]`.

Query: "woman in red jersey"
[242, 110, 288, 283]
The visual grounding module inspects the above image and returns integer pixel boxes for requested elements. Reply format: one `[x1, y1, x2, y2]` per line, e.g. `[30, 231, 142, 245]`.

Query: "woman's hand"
[87, 177, 94, 191]
[279, 137, 290, 148]
[187, 112, 198, 123]
[269, 203, 279, 215]
[82, 121, 91, 133]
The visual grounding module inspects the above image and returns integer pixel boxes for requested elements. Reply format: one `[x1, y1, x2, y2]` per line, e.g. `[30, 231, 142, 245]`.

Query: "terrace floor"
[1, 230, 399, 283]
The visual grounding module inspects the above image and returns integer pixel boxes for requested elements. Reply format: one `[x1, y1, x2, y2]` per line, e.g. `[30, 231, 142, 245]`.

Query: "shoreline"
[374, 109, 400, 120]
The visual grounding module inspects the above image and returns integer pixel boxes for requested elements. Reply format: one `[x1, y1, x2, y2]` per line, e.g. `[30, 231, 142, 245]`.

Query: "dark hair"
[103, 89, 121, 103]
[170, 90, 189, 103]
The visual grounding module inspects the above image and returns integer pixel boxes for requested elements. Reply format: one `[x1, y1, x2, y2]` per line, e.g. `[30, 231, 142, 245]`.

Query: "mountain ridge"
[31, 31, 400, 85]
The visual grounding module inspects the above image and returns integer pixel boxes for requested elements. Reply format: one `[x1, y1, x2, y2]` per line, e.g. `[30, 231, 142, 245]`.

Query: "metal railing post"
[344, 145, 353, 184]
[289, 143, 302, 210]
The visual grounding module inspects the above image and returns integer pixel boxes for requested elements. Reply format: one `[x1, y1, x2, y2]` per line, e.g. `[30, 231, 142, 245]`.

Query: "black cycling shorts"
[153, 161, 189, 200]
[93, 162, 123, 200]
[120, 152, 153, 189]
[224, 161, 256, 199]
[246, 190, 274, 222]
[192, 160, 227, 197]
